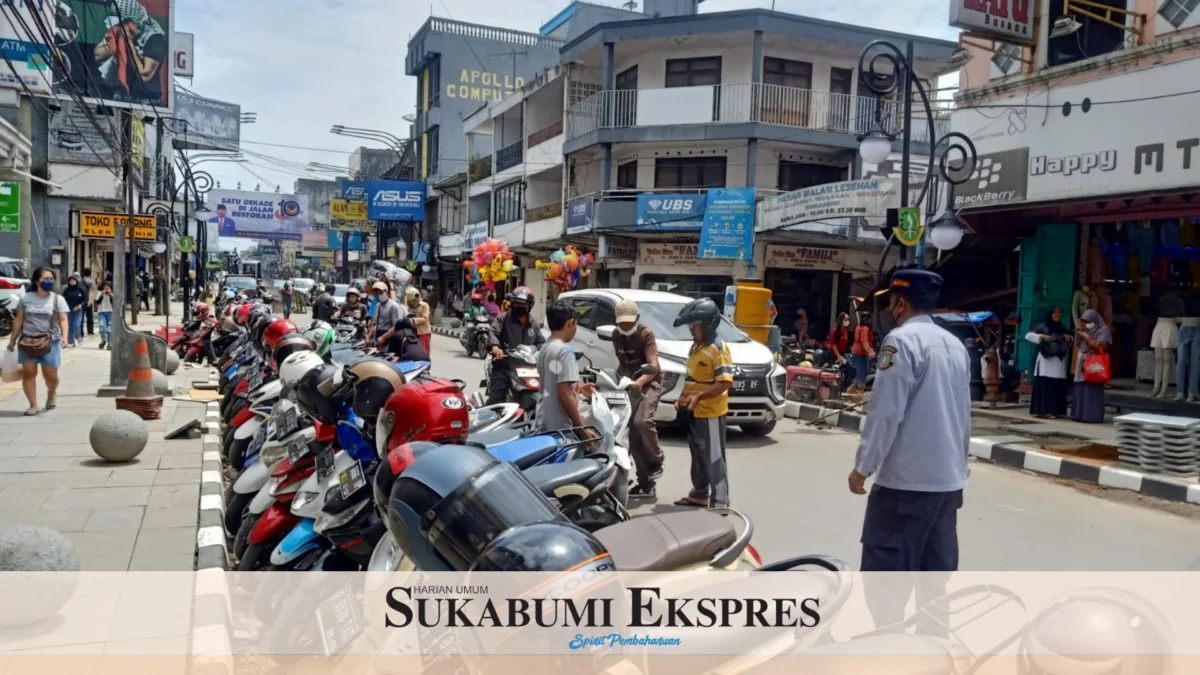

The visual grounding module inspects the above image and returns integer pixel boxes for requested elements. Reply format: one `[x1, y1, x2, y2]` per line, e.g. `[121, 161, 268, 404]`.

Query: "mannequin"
[1094, 284, 1114, 329]
[1071, 285, 1093, 330]
[1176, 315, 1200, 402]
[1151, 292, 1183, 398]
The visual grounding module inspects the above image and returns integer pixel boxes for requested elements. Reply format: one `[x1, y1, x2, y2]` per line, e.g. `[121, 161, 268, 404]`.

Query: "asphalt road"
[426, 333, 1200, 571]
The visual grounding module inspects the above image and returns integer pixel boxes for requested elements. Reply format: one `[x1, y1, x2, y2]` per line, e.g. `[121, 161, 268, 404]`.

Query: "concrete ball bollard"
[0, 525, 82, 627]
[164, 350, 181, 375]
[449, 318, 462, 329]
[151, 369, 172, 396]
[89, 410, 149, 463]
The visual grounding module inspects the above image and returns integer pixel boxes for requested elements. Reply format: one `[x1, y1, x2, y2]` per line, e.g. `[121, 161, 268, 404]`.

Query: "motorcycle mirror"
[596, 325, 615, 341]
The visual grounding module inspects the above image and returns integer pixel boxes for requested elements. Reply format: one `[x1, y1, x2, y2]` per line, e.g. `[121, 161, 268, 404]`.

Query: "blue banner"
[699, 188, 756, 260]
[367, 181, 426, 221]
[464, 221, 488, 250]
[340, 180, 369, 201]
[328, 230, 366, 250]
[565, 197, 594, 235]
[635, 193, 707, 231]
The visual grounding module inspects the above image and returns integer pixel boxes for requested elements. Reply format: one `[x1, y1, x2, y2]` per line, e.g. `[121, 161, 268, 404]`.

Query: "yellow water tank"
[728, 280, 774, 346]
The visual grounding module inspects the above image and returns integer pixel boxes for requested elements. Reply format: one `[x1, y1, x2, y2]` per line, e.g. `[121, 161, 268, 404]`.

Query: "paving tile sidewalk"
[0, 335, 210, 570]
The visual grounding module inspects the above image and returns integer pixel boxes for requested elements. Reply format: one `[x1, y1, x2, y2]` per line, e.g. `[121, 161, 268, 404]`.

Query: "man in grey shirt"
[370, 281, 406, 350]
[536, 301, 596, 434]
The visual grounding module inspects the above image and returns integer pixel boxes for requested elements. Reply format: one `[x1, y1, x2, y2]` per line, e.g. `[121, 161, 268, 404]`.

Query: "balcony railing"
[469, 155, 492, 182]
[525, 201, 563, 223]
[565, 82, 950, 145]
[495, 141, 524, 173]
[527, 119, 564, 149]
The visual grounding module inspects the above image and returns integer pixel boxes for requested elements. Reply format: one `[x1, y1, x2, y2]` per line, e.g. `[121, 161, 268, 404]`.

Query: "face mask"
[617, 326, 637, 336]
[842, 320, 850, 327]
[1082, 323, 1092, 330]
[39, 279, 54, 291]
[512, 306, 529, 318]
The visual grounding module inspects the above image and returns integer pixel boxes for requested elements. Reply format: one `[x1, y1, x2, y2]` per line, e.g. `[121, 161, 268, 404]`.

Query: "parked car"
[224, 275, 258, 297]
[555, 289, 787, 436]
[331, 283, 351, 305]
[0, 257, 27, 337]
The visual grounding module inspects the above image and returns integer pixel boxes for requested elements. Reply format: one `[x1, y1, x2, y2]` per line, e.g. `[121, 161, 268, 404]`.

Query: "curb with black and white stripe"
[783, 400, 1200, 506]
[192, 367, 234, 675]
[432, 324, 463, 340]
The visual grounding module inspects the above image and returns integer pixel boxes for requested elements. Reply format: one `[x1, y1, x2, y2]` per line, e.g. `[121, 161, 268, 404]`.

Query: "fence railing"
[525, 201, 563, 223]
[495, 141, 524, 173]
[527, 119, 564, 149]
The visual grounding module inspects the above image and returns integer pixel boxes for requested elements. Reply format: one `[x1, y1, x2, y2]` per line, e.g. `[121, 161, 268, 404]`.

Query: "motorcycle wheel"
[237, 537, 282, 571]
[611, 466, 630, 507]
[475, 336, 489, 359]
[226, 436, 251, 471]
[222, 397, 248, 426]
[221, 426, 236, 453]
[234, 512, 259, 559]
[224, 490, 253, 535]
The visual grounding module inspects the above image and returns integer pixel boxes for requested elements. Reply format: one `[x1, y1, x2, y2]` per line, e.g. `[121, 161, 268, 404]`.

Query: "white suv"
[556, 289, 787, 436]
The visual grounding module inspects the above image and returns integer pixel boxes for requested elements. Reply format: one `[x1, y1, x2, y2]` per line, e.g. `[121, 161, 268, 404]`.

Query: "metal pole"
[340, 230, 349, 283]
[15, 97, 31, 268]
[898, 39, 914, 268]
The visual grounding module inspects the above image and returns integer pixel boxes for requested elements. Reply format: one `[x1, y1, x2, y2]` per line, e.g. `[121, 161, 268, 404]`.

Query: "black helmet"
[271, 333, 314, 369]
[387, 444, 564, 571]
[371, 441, 440, 518]
[506, 286, 535, 307]
[673, 297, 721, 340]
[294, 362, 349, 425]
[470, 521, 614, 573]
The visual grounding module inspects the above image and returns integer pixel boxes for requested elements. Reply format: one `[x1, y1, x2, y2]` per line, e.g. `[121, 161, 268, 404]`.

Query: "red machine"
[786, 364, 843, 403]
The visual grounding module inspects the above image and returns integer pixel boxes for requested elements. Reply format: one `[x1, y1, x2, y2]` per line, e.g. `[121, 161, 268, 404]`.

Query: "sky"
[177, 0, 960, 249]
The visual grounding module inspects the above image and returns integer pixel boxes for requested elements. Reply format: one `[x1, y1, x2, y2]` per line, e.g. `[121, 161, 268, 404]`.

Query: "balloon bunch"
[535, 245, 595, 291]
[462, 238, 514, 289]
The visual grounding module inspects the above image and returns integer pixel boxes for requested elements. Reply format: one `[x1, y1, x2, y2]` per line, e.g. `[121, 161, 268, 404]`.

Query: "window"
[494, 181, 524, 225]
[653, 156, 727, 189]
[1048, 0, 1127, 67]
[592, 301, 617, 329]
[777, 161, 844, 193]
[829, 67, 853, 95]
[1160, 0, 1200, 28]
[763, 57, 812, 89]
[566, 296, 597, 328]
[630, 298, 750, 343]
[829, 67, 854, 130]
[615, 65, 638, 90]
[991, 43, 1023, 75]
[427, 126, 440, 177]
[665, 57, 721, 87]
[429, 57, 442, 107]
[613, 66, 638, 126]
[616, 161, 638, 190]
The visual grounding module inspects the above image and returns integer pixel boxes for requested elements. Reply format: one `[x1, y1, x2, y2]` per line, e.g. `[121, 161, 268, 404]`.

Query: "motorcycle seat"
[594, 510, 736, 572]
[524, 458, 605, 496]
[464, 428, 522, 448]
[482, 435, 561, 469]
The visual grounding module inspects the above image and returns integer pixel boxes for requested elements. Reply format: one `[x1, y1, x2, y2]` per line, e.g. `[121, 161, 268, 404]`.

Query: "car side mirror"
[597, 325, 615, 341]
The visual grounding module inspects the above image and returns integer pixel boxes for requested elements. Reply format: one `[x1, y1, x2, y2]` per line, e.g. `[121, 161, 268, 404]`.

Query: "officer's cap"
[886, 268, 943, 305]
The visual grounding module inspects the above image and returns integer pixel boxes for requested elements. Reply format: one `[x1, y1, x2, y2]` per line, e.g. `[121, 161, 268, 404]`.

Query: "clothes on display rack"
[1175, 319, 1200, 401]
[1128, 221, 1157, 277]
[1094, 285, 1114, 328]
[1088, 237, 1105, 286]
[1160, 218, 1180, 250]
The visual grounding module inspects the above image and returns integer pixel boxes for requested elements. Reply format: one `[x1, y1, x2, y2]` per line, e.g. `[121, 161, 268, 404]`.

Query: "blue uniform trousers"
[860, 485, 962, 633]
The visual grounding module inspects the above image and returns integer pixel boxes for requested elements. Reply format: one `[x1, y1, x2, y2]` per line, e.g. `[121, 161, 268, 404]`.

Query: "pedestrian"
[133, 273, 145, 312]
[63, 273, 87, 348]
[1071, 309, 1111, 424]
[97, 281, 114, 350]
[406, 286, 433, 358]
[1026, 307, 1071, 419]
[281, 281, 294, 319]
[7, 267, 69, 416]
[611, 299, 665, 499]
[826, 311, 852, 378]
[849, 269, 970, 630]
[81, 267, 95, 336]
[671, 297, 733, 509]
[483, 292, 500, 318]
[370, 281, 406, 351]
[793, 308, 810, 345]
[313, 283, 337, 323]
[140, 271, 151, 310]
[849, 312, 875, 395]
[535, 301, 599, 439]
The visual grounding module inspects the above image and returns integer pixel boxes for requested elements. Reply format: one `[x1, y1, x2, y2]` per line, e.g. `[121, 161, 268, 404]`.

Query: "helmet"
[221, 318, 239, 334]
[673, 297, 721, 339]
[262, 318, 298, 352]
[506, 286, 535, 307]
[278, 351, 325, 387]
[470, 521, 614, 573]
[221, 290, 235, 303]
[192, 302, 210, 318]
[345, 287, 361, 300]
[375, 377, 469, 458]
[302, 320, 336, 356]
[249, 311, 273, 347]
[272, 333, 315, 369]
[235, 304, 255, 326]
[294, 362, 350, 425]
[371, 441, 441, 516]
[349, 359, 407, 420]
[470, 291, 483, 301]
[386, 444, 563, 571]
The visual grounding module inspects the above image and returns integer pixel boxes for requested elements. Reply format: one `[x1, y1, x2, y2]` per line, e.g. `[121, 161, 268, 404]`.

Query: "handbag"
[18, 292, 59, 358]
[1040, 336, 1068, 359]
[1082, 351, 1111, 384]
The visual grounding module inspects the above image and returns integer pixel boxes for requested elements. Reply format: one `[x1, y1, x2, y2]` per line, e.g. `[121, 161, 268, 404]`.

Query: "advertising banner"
[635, 193, 707, 231]
[367, 181, 425, 221]
[47, 101, 120, 165]
[300, 230, 326, 247]
[205, 189, 310, 241]
[173, 89, 241, 151]
[639, 242, 728, 267]
[598, 234, 636, 261]
[173, 31, 193, 77]
[949, 0, 1033, 43]
[565, 196, 595, 235]
[54, 0, 173, 109]
[78, 212, 156, 240]
[0, 0, 56, 95]
[327, 230, 366, 251]
[340, 180, 369, 201]
[756, 179, 899, 233]
[331, 199, 368, 221]
[463, 221, 488, 250]
[764, 244, 844, 272]
[698, 188, 755, 260]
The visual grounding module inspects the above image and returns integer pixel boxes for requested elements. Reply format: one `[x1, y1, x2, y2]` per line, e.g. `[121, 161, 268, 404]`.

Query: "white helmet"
[279, 351, 326, 387]
[302, 320, 335, 356]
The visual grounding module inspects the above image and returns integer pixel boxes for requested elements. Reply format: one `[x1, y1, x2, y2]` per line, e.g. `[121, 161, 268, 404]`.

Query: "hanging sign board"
[78, 212, 157, 240]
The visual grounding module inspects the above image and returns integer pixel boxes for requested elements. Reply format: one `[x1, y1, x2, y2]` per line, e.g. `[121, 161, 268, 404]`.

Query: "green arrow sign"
[0, 182, 19, 234]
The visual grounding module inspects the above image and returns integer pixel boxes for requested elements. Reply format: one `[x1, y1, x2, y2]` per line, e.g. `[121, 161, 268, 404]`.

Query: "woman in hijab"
[1072, 309, 1111, 423]
[1025, 306, 1071, 418]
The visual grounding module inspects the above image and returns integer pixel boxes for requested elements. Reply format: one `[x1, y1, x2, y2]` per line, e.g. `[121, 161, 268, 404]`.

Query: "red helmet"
[235, 304, 255, 326]
[507, 286, 535, 307]
[192, 302, 210, 318]
[375, 377, 469, 456]
[262, 318, 298, 352]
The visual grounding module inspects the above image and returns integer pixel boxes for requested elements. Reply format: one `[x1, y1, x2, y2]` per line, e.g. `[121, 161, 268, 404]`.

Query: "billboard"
[172, 89, 240, 151]
[204, 190, 310, 241]
[330, 199, 367, 221]
[0, 0, 56, 95]
[698, 188, 755, 260]
[328, 230, 366, 250]
[339, 180, 369, 201]
[47, 100, 120, 165]
[948, 0, 1034, 43]
[54, 0, 174, 109]
[367, 181, 425, 221]
[173, 30, 193, 77]
[634, 193, 707, 231]
[78, 212, 156, 240]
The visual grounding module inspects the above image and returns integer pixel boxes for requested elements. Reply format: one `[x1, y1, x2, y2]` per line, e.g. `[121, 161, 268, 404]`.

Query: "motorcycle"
[0, 296, 16, 337]
[459, 314, 492, 358]
[335, 317, 363, 344]
[480, 344, 541, 414]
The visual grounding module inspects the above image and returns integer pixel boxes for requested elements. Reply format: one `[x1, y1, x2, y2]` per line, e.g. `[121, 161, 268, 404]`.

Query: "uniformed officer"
[848, 268, 971, 631]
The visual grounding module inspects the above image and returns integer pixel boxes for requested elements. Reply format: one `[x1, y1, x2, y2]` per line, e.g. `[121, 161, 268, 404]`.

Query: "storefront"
[595, 234, 636, 290]
[633, 241, 751, 307]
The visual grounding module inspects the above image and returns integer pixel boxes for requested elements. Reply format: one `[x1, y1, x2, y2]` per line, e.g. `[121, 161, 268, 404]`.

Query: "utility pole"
[15, 97, 31, 267]
[108, 111, 132, 389]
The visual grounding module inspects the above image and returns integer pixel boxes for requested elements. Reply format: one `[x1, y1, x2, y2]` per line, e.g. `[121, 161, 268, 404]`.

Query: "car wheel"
[740, 420, 776, 437]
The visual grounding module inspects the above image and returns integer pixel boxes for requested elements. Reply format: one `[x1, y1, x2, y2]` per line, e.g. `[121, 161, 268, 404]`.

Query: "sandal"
[45, 397, 56, 410]
[673, 496, 709, 508]
[24, 407, 37, 416]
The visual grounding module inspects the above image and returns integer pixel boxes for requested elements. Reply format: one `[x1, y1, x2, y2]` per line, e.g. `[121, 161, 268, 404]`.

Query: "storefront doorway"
[639, 273, 732, 307]
[764, 267, 842, 340]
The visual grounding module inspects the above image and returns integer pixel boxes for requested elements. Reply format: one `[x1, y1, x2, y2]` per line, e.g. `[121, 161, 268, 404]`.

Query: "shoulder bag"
[18, 293, 59, 358]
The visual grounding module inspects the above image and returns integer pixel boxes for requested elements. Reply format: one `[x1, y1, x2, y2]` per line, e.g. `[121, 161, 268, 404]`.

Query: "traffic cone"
[116, 335, 163, 420]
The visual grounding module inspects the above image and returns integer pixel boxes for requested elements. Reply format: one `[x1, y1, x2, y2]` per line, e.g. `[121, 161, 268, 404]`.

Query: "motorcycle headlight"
[314, 498, 369, 534]
[290, 490, 320, 514]
[259, 442, 288, 467]
[376, 410, 395, 459]
[265, 476, 281, 497]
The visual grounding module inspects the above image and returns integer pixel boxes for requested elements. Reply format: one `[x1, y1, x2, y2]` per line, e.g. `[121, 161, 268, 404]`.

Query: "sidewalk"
[0, 332, 210, 570]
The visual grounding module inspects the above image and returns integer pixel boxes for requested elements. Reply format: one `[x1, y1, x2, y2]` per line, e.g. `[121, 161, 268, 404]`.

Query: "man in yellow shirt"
[672, 297, 734, 509]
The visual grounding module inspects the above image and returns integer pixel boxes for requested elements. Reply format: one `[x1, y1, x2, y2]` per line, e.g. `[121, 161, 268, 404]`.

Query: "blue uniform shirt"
[854, 315, 972, 492]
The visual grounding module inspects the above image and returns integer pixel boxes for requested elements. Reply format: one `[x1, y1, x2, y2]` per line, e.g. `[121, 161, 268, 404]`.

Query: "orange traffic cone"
[116, 335, 163, 420]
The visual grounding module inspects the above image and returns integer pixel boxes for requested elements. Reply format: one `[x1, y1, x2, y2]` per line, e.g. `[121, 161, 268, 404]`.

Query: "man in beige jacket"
[406, 287, 433, 358]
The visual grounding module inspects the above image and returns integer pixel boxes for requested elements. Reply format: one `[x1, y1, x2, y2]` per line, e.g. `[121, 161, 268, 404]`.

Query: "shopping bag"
[1, 349, 21, 383]
[1082, 352, 1111, 384]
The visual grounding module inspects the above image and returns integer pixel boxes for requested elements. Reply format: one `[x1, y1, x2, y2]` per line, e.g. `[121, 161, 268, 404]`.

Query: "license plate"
[248, 425, 268, 457]
[247, 370, 263, 391]
[316, 448, 336, 481]
[516, 368, 538, 378]
[313, 582, 364, 655]
[285, 436, 308, 464]
[732, 378, 764, 394]
[338, 461, 367, 500]
[277, 406, 299, 437]
[604, 393, 627, 404]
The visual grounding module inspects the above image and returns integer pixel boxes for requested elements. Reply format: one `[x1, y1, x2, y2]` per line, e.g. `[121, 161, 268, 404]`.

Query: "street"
[424, 333, 1200, 571]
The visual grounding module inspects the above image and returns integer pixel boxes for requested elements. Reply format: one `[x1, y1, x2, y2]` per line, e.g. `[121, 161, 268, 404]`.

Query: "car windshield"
[333, 284, 350, 296]
[0, 260, 26, 279]
[292, 279, 314, 290]
[226, 277, 256, 290]
[634, 301, 750, 343]
[272, 280, 287, 288]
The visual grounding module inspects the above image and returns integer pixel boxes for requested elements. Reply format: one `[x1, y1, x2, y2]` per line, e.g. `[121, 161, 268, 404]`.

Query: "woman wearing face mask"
[7, 268, 70, 416]
[406, 286, 433, 358]
[1071, 309, 1110, 424]
[97, 281, 114, 350]
[63, 273, 87, 348]
[826, 311, 853, 383]
[849, 312, 875, 395]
